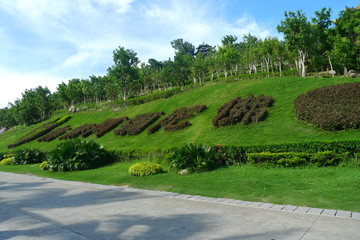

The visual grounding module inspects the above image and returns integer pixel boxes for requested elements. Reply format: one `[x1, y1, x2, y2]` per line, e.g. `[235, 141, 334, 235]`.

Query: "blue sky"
[0, 0, 358, 108]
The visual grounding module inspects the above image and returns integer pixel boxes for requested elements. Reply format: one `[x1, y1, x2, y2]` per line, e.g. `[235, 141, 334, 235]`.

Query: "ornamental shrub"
[213, 94, 273, 127]
[13, 149, 46, 165]
[295, 82, 360, 130]
[46, 139, 114, 171]
[169, 144, 218, 173]
[0, 157, 14, 165]
[128, 162, 163, 176]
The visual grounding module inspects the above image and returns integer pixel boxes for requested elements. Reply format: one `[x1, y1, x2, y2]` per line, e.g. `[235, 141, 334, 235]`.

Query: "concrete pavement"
[0, 172, 359, 240]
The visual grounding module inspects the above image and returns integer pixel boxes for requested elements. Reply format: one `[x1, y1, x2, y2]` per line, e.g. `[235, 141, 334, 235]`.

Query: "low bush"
[128, 162, 163, 176]
[169, 144, 218, 173]
[0, 157, 14, 165]
[13, 149, 46, 165]
[8, 115, 71, 148]
[295, 82, 360, 130]
[46, 139, 114, 171]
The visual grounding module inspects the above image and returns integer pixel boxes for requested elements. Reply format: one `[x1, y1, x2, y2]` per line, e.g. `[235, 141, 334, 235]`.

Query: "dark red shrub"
[295, 82, 360, 130]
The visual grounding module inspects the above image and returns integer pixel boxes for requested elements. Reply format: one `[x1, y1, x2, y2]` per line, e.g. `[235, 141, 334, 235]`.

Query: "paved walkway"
[0, 172, 359, 240]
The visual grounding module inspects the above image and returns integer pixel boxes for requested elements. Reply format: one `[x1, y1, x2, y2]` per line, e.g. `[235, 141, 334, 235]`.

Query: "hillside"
[1, 76, 360, 152]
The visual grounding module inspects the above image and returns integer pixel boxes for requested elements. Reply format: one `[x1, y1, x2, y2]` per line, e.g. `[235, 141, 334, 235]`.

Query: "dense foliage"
[169, 144, 218, 173]
[213, 94, 272, 127]
[295, 82, 360, 130]
[13, 149, 46, 165]
[46, 139, 114, 171]
[128, 162, 163, 177]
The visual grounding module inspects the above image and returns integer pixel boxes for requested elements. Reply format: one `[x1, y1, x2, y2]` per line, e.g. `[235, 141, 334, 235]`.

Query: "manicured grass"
[1, 76, 360, 152]
[1, 162, 359, 212]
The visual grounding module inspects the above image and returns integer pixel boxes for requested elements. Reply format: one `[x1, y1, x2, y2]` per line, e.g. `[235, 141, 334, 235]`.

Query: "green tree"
[171, 38, 195, 56]
[331, 6, 360, 73]
[108, 46, 140, 101]
[277, 10, 313, 77]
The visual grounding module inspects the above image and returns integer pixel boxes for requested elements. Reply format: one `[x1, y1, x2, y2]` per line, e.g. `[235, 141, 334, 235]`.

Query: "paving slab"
[0, 172, 359, 240]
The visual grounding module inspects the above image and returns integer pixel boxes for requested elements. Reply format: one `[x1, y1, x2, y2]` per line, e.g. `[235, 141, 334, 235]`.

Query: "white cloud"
[0, 68, 62, 108]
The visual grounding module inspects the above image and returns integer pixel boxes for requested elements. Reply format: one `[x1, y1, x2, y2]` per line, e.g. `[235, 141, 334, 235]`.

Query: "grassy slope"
[1, 76, 360, 152]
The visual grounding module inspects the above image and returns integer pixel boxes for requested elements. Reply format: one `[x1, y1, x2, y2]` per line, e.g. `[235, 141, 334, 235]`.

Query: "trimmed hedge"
[148, 105, 207, 134]
[128, 162, 163, 176]
[214, 140, 360, 165]
[94, 117, 128, 138]
[8, 115, 71, 148]
[295, 82, 360, 130]
[247, 151, 347, 167]
[38, 126, 71, 142]
[59, 123, 96, 140]
[213, 94, 273, 127]
[114, 112, 164, 136]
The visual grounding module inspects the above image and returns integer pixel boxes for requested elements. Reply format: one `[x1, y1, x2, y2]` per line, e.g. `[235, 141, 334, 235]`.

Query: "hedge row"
[38, 126, 71, 142]
[94, 117, 128, 138]
[59, 123, 96, 140]
[213, 94, 272, 127]
[8, 116, 71, 148]
[247, 151, 348, 167]
[114, 112, 164, 136]
[148, 105, 207, 134]
[214, 140, 360, 165]
[295, 82, 360, 130]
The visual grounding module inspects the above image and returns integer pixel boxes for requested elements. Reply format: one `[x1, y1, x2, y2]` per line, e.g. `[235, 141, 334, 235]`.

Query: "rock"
[349, 70, 360, 78]
[0, 127, 6, 135]
[69, 105, 76, 113]
[178, 169, 188, 175]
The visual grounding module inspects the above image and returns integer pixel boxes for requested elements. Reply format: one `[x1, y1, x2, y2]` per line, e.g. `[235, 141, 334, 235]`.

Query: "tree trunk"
[328, 56, 335, 77]
[344, 67, 348, 77]
[278, 62, 282, 77]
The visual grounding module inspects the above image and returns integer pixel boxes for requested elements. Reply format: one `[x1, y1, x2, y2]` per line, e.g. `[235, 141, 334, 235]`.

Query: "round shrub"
[295, 82, 360, 130]
[47, 139, 114, 171]
[0, 157, 14, 165]
[128, 162, 163, 177]
[39, 161, 48, 170]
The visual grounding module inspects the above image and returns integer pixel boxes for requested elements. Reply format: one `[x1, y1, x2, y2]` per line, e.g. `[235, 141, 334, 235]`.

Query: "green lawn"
[1, 162, 359, 212]
[1, 76, 360, 152]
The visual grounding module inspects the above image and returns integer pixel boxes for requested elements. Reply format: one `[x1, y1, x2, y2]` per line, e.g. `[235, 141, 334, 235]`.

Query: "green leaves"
[47, 139, 113, 171]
